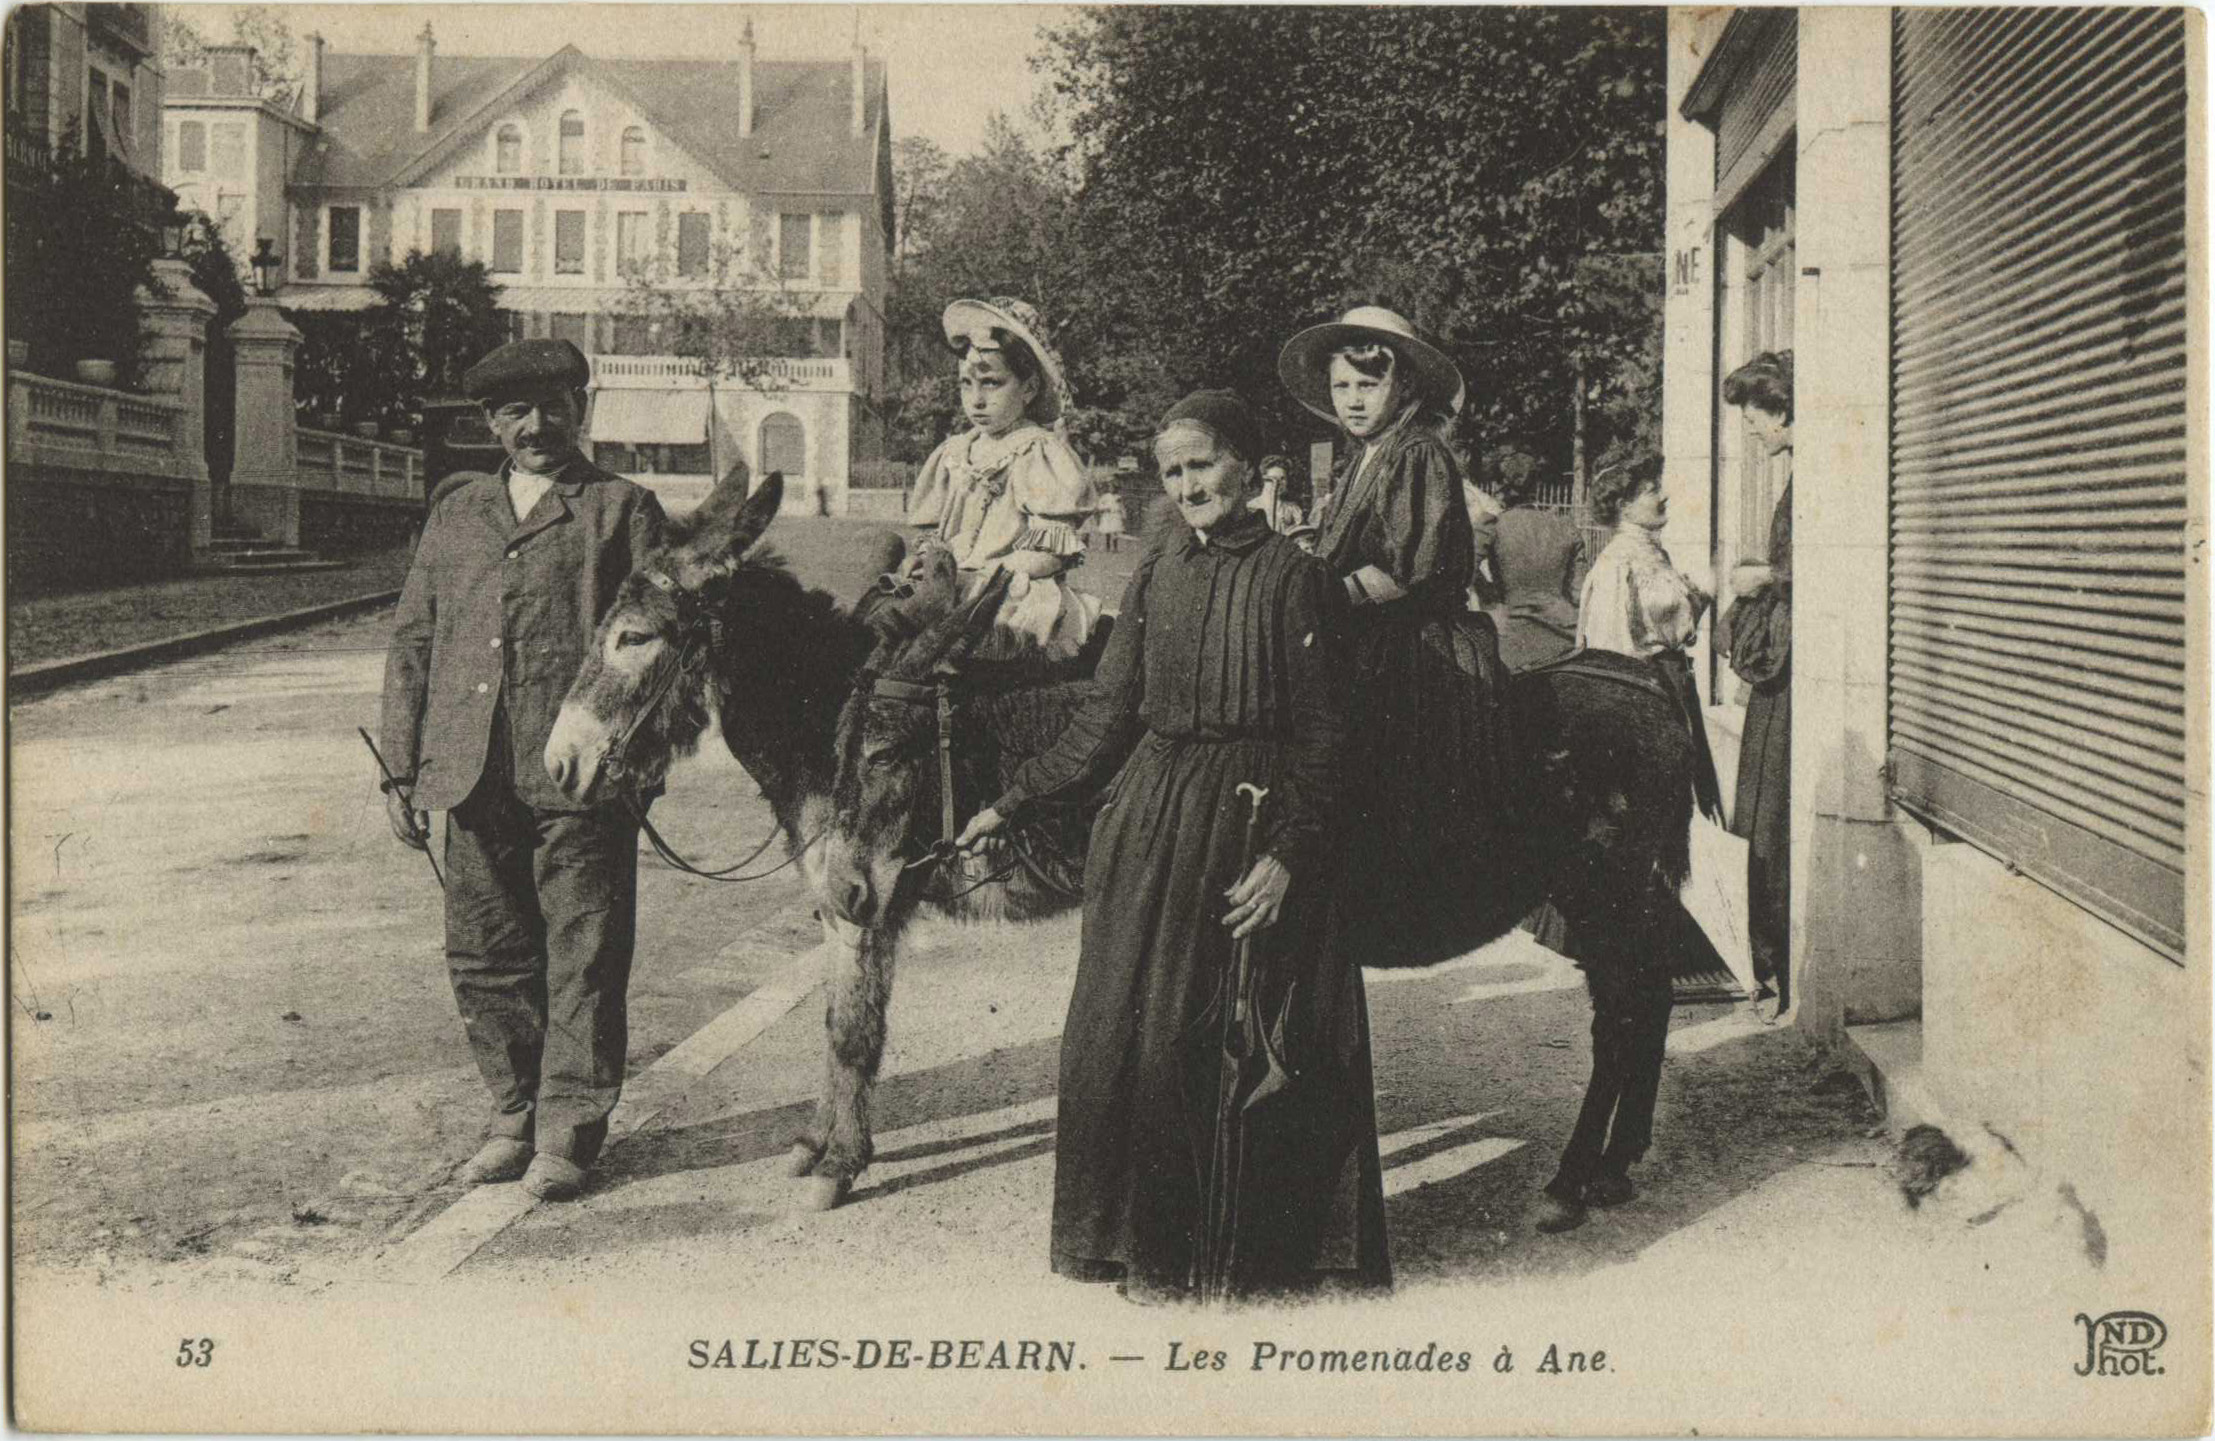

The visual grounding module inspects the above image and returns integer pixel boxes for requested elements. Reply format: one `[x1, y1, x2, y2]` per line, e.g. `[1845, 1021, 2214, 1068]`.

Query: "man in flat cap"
[380, 338, 666, 1201]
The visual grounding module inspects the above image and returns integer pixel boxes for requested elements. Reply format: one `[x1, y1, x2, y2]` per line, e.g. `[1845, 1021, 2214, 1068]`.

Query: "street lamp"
[250, 237, 283, 297]
[159, 215, 186, 258]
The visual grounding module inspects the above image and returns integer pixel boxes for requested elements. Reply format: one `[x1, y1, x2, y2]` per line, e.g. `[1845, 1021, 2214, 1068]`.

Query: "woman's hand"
[955, 807, 1007, 851]
[1731, 562, 1776, 598]
[1223, 855, 1292, 939]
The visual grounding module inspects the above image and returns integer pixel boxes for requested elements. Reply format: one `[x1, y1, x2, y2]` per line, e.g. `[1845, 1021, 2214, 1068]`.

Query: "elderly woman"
[1719, 352, 1794, 1021]
[958, 390, 1389, 1304]
[1277, 306, 1516, 970]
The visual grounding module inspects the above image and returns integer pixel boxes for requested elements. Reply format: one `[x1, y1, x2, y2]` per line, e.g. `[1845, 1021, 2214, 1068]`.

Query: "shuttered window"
[1889, 7, 2190, 960]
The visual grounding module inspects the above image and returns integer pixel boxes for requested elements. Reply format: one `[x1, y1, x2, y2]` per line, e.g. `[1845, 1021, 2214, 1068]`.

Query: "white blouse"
[1577, 526, 1710, 659]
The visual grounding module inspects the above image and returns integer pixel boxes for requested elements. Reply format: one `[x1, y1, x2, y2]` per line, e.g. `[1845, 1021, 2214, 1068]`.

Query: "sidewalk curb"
[8, 589, 403, 697]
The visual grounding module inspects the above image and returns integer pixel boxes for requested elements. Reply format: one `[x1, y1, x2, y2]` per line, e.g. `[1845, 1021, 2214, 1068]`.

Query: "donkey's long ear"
[675, 468, 783, 586]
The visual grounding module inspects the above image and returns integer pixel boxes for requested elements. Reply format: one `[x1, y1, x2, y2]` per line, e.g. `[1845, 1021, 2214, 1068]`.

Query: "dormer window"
[495, 124, 522, 175]
[620, 126, 647, 177]
[559, 111, 585, 176]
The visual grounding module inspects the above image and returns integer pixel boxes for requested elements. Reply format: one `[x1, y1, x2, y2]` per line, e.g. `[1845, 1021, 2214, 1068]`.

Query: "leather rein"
[598, 569, 820, 884]
[868, 670, 1081, 904]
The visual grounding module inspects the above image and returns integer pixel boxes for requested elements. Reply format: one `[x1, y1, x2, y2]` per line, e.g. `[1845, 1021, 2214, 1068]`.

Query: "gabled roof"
[293, 46, 887, 197]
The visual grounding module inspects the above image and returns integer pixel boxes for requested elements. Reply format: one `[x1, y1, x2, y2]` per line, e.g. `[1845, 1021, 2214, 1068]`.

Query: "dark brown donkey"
[544, 466, 896, 1209]
[816, 551, 1704, 1207]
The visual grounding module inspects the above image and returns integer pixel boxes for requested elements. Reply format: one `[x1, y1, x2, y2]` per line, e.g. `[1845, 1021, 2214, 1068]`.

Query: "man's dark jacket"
[381, 455, 665, 811]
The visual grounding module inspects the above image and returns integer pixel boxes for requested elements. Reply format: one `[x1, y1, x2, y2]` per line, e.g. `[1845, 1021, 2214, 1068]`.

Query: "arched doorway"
[759, 412, 806, 483]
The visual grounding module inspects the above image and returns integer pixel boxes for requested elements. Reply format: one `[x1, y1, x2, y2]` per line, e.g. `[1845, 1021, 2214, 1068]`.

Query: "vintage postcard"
[7, 2, 2208, 1434]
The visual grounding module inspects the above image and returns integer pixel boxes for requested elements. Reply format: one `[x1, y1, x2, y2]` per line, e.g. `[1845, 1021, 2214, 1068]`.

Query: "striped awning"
[589, 388, 710, 445]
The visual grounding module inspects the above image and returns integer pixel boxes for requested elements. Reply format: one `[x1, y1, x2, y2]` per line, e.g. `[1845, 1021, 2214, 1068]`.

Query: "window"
[665, 442, 710, 473]
[178, 120, 206, 172]
[677, 212, 710, 278]
[501, 310, 526, 344]
[328, 205, 361, 273]
[550, 312, 593, 351]
[431, 207, 461, 257]
[760, 412, 805, 477]
[110, 81, 131, 151]
[211, 122, 244, 179]
[85, 68, 107, 160]
[778, 213, 811, 281]
[558, 110, 584, 176]
[616, 211, 647, 274]
[812, 318, 843, 360]
[496, 124, 522, 175]
[491, 209, 523, 273]
[555, 209, 585, 275]
[611, 315, 657, 355]
[1714, 151, 1794, 688]
[620, 126, 646, 176]
[817, 212, 843, 286]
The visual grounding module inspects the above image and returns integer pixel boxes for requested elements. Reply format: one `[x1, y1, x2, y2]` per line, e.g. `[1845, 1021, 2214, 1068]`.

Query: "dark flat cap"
[462, 339, 591, 403]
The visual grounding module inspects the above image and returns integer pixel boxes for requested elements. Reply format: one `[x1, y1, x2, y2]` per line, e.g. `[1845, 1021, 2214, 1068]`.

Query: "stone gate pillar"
[227, 296, 305, 547]
[136, 257, 216, 551]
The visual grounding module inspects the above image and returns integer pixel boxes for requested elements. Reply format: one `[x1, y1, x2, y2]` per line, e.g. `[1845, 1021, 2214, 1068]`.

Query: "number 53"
[176, 1338, 215, 1368]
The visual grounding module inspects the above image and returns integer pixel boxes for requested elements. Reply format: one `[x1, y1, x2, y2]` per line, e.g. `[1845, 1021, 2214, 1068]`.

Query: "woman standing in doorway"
[1719, 351, 1794, 1022]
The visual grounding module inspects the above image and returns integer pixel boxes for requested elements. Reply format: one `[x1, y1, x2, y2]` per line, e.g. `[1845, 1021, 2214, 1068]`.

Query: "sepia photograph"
[5, 2, 2207, 1433]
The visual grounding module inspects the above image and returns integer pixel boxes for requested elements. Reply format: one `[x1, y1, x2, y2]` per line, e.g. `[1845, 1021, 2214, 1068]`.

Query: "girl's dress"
[908, 422, 1101, 659]
[993, 507, 1390, 1301]
[1317, 416, 1521, 970]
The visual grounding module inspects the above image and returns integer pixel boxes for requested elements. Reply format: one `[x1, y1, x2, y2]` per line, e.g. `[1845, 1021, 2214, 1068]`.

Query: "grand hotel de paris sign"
[453, 176, 689, 192]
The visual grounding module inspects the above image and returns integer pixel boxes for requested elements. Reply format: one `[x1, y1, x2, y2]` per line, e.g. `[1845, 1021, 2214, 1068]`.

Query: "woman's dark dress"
[995, 509, 1390, 1300]
[1728, 478, 1792, 1003]
[1317, 422, 1520, 970]
[1485, 504, 1587, 673]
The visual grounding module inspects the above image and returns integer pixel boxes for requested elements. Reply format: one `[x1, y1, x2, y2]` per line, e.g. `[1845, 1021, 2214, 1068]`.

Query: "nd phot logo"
[2074, 1311, 2167, 1377]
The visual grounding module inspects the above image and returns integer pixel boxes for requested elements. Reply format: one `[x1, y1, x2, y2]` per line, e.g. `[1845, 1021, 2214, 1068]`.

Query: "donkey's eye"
[614, 630, 656, 650]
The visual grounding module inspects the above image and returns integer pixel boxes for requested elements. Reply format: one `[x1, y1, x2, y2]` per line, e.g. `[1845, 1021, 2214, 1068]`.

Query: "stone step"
[196, 555, 352, 575]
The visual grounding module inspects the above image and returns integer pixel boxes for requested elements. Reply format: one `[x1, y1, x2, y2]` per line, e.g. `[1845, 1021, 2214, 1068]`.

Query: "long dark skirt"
[1334, 606, 1524, 971]
[1732, 679, 1791, 997]
[1053, 730, 1390, 1301]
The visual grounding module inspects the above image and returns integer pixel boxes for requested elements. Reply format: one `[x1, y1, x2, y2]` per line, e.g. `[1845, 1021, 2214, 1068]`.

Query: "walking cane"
[359, 727, 445, 890]
[1199, 782, 1269, 1304]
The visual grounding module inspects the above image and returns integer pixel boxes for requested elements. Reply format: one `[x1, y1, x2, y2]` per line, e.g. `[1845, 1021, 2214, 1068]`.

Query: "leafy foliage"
[1032, 6, 1667, 473]
[291, 249, 507, 427]
[3, 125, 168, 384]
[616, 232, 820, 396]
[161, 6, 302, 106]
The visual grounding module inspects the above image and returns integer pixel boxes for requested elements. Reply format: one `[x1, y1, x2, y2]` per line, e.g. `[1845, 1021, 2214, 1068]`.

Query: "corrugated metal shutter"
[1889, 7, 2190, 960]
[1714, 9, 1798, 206]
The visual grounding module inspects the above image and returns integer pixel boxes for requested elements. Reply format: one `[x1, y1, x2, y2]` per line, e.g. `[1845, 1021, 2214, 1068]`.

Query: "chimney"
[737, 18, 755, 138]
[208, 44, 253, 98]
[302, 33, 324, 123]
[415, 23, 435, 133]
[849, 30, 866, 137]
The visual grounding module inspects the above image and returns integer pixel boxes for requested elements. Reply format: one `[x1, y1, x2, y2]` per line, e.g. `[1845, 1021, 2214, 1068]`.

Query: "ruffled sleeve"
[905, 437, 957, 530]
[994, 552, 1151, 814]
[1007, 431, 1099, 557]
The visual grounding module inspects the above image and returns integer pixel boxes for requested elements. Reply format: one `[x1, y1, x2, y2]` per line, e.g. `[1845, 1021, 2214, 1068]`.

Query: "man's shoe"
[1584, 1172, 1636, 1208]
[521, 1153, 590, 1201]
[1533, 1192, 1588, 1234]
[456, 1138, 533, 1186]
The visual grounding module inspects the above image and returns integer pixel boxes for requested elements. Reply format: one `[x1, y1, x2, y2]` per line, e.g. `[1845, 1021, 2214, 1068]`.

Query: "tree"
[616, 232, 819, 396]
[290, 249, 507, 428]
[4, 124, 168, 383]
[1035, 7, 1667, 471]
[161, 6, 302, 106]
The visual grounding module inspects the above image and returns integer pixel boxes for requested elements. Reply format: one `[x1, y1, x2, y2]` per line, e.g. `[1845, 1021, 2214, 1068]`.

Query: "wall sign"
[454, 177, 687, 192]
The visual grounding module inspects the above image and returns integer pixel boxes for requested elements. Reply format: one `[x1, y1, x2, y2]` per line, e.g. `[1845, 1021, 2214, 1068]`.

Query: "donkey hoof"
[783, 1142, 822, 1178]
[795, 1174, 853, 1212]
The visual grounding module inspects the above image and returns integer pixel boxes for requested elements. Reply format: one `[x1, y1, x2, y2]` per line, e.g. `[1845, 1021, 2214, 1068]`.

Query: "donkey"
[816, 532, 1702, 1204]
[544, 465, 906, 1208]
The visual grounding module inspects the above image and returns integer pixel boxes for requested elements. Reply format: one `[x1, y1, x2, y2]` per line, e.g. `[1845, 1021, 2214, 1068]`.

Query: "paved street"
[9, 530, 2143, 1435]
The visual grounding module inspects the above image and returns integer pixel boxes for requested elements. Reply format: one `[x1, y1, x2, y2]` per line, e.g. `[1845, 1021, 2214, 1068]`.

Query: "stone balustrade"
[293, 427, 423, 501]
[6, 371, 191, 478]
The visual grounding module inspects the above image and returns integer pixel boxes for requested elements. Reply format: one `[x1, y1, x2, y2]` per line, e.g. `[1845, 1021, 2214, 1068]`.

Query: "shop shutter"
[1889, 7, 2190, 959]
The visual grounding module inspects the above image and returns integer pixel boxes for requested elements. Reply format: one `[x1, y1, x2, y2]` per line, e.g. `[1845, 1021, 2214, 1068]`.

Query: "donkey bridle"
[600, 569, 819, 884]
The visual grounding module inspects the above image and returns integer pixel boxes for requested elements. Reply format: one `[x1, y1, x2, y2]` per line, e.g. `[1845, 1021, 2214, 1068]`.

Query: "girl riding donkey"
[898, 298, 1102, 661]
